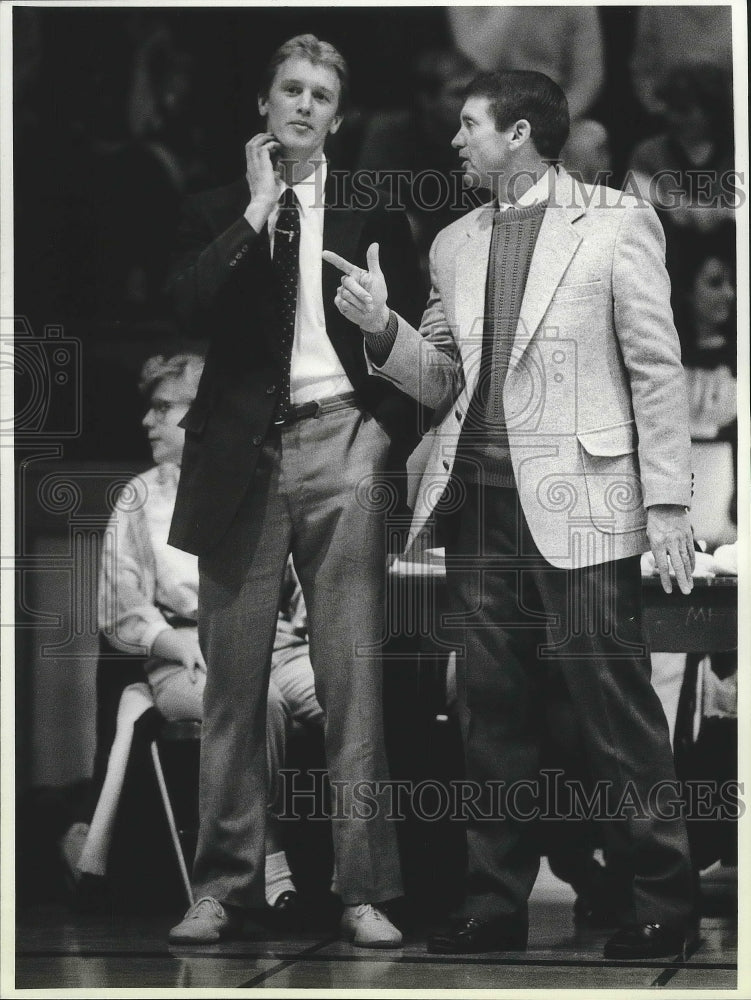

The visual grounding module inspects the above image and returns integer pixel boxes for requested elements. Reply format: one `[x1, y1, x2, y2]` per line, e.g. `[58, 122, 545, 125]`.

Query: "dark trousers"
[442, 481, 694, 924]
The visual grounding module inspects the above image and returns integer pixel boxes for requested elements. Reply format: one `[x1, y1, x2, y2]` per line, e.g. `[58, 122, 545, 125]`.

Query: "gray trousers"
[193, 406, 403, 908]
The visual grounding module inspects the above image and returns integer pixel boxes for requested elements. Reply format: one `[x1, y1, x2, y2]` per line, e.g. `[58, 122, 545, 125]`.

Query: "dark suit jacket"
[167, 169, 426, 555]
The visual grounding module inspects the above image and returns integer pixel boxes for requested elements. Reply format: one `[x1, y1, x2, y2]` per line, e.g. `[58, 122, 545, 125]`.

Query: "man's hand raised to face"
[244, 133, 283, 232]
[322, 243, 391, 334]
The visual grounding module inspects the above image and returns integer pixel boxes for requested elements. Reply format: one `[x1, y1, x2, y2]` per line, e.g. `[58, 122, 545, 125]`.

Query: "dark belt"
[274, 391, 360, 426]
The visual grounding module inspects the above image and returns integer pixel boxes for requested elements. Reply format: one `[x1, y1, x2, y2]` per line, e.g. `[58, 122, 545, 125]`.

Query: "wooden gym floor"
[13, 861, 738, 992]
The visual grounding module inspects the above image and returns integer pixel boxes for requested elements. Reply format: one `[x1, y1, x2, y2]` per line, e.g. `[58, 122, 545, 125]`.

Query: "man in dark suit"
[166, 34, 424, 947]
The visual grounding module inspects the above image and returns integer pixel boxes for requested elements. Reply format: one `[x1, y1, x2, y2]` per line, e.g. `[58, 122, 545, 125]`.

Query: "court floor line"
[237, 938, 340, 988]
[16, 949, 736, 973]
[650, 936, 704, 987]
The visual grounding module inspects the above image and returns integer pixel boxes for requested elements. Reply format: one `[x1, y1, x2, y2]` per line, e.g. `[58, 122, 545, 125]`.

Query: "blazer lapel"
[454, 205, 494, 399]
[509, 173, 584, 373]
[322, 172, 366, 377]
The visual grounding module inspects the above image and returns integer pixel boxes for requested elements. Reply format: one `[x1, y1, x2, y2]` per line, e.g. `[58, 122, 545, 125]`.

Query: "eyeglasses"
[145, 400, 192, 422]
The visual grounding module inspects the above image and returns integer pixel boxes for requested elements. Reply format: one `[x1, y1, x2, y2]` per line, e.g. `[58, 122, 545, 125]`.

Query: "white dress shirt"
[498, 165, 555, 211]
[268, 158, 353, 405]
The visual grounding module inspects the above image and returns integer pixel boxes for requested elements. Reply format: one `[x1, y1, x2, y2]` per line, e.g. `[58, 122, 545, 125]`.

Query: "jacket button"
[266, 384, 277, 394]
[455, 411, 462, 421]
[442, 460, 449, 471]
[229, 260, 237, 267]
[252, 434, 263, 446]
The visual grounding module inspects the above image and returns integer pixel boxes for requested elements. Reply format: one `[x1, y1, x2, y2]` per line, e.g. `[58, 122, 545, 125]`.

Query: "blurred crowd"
[14, 6, 737, 460]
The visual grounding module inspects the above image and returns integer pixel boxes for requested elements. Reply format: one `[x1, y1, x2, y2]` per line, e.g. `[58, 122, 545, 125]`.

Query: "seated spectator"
[560, 119, 612, 185]
[62, 353, 323, 917]
[447, 7, 604, 121]
[627, 64, 735, 236]
[356, 47, 481, 277]
[630, 6, 733, 118]
[668, 230, 737, 441]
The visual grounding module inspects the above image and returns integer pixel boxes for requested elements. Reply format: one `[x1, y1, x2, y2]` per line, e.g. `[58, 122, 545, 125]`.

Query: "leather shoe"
[269, 890, 305, 930]
[604, 920, 699, 960]
[428, 909, 528, 954]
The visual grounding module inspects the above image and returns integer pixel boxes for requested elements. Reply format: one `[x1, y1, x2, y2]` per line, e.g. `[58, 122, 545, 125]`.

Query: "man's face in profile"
[452, 95, 515, 190]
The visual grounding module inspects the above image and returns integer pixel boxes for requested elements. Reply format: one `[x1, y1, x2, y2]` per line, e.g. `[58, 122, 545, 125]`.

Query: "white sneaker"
[169, 896, 240, 944]
[340, 904, 403, 948]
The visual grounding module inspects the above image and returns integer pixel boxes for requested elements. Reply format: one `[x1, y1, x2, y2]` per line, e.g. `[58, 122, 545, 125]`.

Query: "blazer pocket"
[577, 421, 646, 533]
[551, 280, 603, 302]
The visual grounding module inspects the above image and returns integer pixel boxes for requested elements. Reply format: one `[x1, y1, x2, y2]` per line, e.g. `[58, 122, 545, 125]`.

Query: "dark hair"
[667, 224, 736, 360]
[259, 33, 349, 113]
[464, 70, 570, 160]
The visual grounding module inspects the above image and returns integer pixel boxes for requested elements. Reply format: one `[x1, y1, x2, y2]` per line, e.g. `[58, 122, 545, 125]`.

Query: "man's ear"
[510, 118, 532, 146]
[258, 93, 268, 117]
[328, 114, 343, 136]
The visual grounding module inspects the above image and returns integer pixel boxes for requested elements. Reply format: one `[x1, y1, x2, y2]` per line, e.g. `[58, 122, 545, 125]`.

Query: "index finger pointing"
[323, 250, 357, 276]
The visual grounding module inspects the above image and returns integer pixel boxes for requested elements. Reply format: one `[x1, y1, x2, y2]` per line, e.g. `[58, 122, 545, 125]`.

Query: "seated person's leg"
[77, 682, 154, 877]
[148, 661, 205, 722]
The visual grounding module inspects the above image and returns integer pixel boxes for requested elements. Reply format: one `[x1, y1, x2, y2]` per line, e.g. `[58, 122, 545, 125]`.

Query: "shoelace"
[353, 904, 387, 922]
[186, 896, 225, 920]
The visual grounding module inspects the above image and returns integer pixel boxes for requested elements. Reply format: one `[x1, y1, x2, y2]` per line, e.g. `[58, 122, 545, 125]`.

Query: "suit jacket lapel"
[509, 171, 584, 373]
[322, 171, 366, 378]
[454, 204, 494, 399]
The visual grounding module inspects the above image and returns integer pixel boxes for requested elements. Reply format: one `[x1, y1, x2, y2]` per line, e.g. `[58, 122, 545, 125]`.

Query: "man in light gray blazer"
[324, 70, 698, 959]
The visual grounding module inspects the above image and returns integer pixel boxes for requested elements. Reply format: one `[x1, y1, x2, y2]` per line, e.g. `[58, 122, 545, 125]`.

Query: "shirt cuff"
[364, 310, 399, 366]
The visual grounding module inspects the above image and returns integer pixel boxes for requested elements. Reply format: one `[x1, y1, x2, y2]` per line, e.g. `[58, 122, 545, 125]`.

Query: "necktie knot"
[280, 187, 298, 209]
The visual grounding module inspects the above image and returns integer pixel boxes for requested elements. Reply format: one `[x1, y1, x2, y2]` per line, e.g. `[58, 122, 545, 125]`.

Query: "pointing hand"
[322, 243, 390, 334]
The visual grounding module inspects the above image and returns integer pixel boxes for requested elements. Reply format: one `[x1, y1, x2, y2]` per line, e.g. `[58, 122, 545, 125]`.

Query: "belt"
[274, 391, 360, 426]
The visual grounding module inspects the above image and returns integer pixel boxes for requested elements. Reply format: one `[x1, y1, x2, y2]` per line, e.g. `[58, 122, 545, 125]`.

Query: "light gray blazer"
[370, 168, 692, 569]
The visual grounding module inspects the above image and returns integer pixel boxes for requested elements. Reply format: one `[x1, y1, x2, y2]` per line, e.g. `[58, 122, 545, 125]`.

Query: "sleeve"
[165, 193, 261, 333]
[98, 499, 171, 657]
[611, 202, 693, 508]
[365, 235, 464, 413]
[363, 309, 399, 366]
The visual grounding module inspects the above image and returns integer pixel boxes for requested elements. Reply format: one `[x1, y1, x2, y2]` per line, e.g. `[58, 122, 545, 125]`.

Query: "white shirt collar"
[281, 156, 327, 216]
[498, 165, 555, 211]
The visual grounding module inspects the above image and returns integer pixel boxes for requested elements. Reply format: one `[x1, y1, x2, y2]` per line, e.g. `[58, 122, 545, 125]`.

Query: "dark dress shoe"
[428, 911, 529, 954]
[268, 890, 305, 930]
[604, 920, 700, 960]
